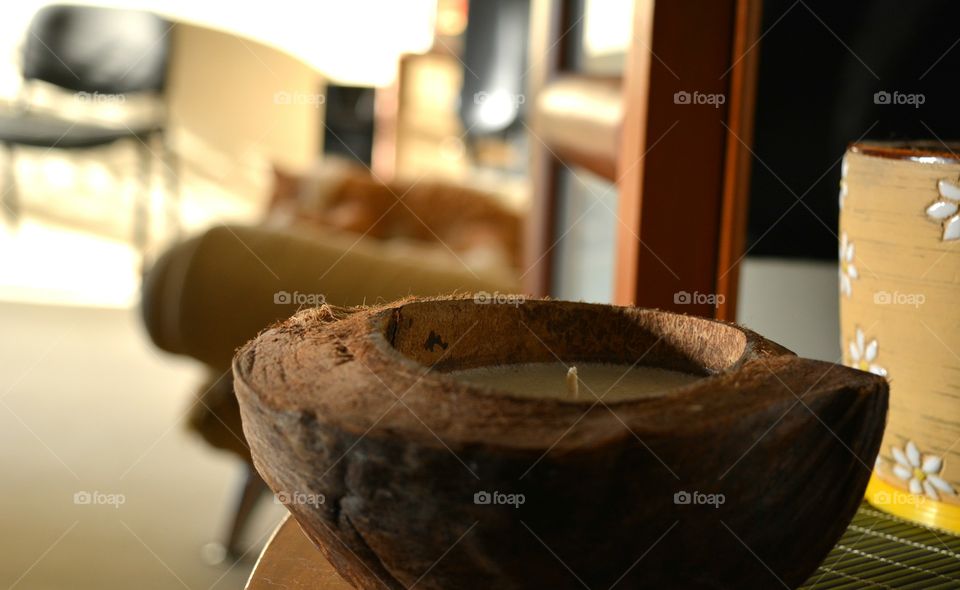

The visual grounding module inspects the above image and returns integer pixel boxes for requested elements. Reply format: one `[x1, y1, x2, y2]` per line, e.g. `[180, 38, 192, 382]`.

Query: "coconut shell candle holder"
[234, 297, 888, 589]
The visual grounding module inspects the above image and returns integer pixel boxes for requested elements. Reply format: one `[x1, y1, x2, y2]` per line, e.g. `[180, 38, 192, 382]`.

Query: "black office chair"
[0, 4, 178, 256]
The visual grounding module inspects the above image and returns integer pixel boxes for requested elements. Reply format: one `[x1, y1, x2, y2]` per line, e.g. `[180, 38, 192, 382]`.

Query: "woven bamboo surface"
[248, 504, 960, 588]
[801, 504, 960, 589]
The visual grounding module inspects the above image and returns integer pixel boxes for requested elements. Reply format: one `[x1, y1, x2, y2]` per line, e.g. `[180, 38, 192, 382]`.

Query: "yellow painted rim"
[865, 475, 960, 534]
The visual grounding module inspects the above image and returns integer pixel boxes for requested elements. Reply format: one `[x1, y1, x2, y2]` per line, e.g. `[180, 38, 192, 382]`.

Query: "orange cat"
[268, 162, 523, 271]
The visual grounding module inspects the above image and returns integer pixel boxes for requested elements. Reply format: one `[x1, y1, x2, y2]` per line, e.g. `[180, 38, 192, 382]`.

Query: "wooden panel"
[525, 0, 760, 314]
[392, 51, 469, 179]
[614, 0, 760, 319]
[534, 75, 622, 180]
[246, 515, 352, 590]
[371, 80, 399, 181]
[612, 0, 654, 306]
[523, 0, 567, 297]
[715, 0, 763, 321]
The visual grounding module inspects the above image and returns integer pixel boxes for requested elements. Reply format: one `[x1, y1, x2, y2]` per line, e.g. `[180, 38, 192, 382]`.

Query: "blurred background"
[1, 0, 958, 588]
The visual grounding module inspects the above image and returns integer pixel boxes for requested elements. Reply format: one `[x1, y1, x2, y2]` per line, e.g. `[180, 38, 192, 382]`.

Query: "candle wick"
[566, 366, 579, 399]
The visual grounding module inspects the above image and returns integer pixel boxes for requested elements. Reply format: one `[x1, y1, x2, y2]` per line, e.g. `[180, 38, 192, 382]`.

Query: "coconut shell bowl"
[233, 296, 888, 589]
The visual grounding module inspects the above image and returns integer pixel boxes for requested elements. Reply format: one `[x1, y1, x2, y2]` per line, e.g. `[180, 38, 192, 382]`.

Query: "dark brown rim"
[850, 140, 960, 163]
[372, 300, 771, 405]
[234, 296, 887, 452]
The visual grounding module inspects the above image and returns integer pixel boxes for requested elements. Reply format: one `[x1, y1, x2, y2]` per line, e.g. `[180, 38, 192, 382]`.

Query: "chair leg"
[1, 143, 18, 226]
[160, 129, 181, 241]
[134, 139, 151, 268]
[224, 464, 270, 558]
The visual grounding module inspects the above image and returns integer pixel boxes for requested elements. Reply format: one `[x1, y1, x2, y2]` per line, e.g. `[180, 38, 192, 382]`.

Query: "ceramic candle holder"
[234, 296, 887, 589]
[841, 142, 960, 531]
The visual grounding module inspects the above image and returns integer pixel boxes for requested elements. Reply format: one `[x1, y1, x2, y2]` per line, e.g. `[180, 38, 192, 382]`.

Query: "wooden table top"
[245, 515, 352, 590]
[250, 505, 960, 589]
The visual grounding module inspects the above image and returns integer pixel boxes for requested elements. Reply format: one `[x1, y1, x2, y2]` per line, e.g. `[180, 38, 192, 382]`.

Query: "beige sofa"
[140, 222, 520, 556]
[142, 223, 520, 458]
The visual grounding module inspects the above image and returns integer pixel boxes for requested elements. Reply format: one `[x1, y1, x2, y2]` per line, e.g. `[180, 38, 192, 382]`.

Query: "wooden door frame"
[524, 0, 762, 321]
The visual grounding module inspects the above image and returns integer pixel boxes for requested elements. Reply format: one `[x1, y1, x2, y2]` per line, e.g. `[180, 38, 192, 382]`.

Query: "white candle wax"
[447, 362, 700, 402]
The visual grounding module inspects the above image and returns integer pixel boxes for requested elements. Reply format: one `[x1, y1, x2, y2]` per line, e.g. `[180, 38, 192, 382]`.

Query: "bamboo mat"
[801, 504, 960, 589]
[248, 503, 960, 589]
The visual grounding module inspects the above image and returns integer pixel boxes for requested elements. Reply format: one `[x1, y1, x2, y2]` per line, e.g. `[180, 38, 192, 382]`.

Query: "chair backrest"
[22, 4, 171, 95]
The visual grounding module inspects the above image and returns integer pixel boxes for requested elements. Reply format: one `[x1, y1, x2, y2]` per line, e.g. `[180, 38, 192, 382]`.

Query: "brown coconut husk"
[234, 296, 887, 589]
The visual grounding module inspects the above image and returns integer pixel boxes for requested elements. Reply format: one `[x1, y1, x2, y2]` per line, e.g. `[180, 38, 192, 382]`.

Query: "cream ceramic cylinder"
[841, 142, 960, 531]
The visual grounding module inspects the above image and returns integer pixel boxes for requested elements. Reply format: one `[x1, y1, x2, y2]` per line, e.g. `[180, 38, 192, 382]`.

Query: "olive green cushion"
[142, 223, 520, 369]
[141, 223, 520, 458]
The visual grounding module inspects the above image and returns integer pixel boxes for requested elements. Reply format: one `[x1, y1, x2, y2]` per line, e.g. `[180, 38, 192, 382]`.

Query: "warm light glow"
[583, 0, 633, 58]
[436, 0, 467, 37]
[477, 89, 519, 130]
[0, 0, 437, 88]
[41, 158, 76, 189]
[0, 219, 139, 308]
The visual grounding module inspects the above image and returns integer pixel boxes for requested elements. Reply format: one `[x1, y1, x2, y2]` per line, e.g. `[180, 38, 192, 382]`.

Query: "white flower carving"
[839, 233, 858, 298]
[848, 327, 887, 377]
[891, 440, 955, 501]
[926, 179, 960, 241]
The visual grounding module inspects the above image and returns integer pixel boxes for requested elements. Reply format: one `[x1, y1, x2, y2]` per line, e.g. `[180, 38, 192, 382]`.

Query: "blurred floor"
[0, 137, 261, 308]
[0, 301, 285, 590]
[0, 218, 140, 308]
[0, 93, 284, 587]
